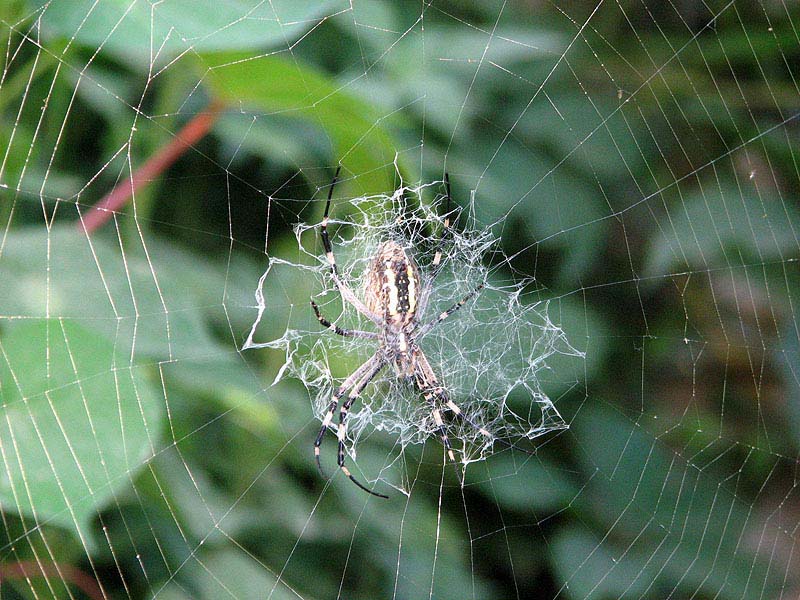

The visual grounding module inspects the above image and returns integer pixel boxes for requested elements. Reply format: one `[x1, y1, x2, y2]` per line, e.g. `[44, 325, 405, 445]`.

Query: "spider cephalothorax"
[311, 169, 505, 498]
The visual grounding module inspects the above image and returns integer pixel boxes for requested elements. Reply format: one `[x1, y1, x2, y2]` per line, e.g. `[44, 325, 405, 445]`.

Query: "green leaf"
[0, 227, 213, 360]
[551, 527, 654, 599]
[215, 112, 330, 174]
[644, 184, 800, 277]
[473, 453, 578, 512]
[0, 319, 161, 534]
[0, 226, 268, 421]
[33, 0, 342, 65]
[199, 52, 403, 195]
[448, 133, 609, 284]
[156, 547, 307, 600]
[568, 405, 785, 599]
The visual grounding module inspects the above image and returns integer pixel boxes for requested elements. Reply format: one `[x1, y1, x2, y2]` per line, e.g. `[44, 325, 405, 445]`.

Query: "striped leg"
[311, 300, 377, 339]
[418, 174, 457, 317]
[412, 358, 457, 464]
[422, 384, 465, 485]
[319, 166, 342, 278]
[315, 354, 381, 478]
[438, 388, 532, 454]
[319, 166, 383, 326]
[428, 172, 454, 282]
[416, 284, 484, 339]
[336, 358, 388, 498]
[413, 349, 532, 460]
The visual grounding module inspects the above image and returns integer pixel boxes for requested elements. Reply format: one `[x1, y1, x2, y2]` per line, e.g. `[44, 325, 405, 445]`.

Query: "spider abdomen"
[364, 241, 420, 327]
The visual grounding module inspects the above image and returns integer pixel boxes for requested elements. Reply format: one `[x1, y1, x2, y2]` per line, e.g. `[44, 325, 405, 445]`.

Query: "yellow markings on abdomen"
[406, 264, 417, 315]
[384, 259, 418, 323]
[367, 241, 421, 324]
[384, 263, 399, 316]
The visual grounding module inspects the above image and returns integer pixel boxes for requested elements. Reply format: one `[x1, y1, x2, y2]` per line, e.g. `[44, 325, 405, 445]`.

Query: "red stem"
[0, 560, 104, 600]
[78, 100, 224, 234]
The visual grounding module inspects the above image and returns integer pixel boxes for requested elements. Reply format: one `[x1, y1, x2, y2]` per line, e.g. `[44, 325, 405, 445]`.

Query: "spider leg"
[425, 388, 465, 486]
[319, 165, 342, 278]
[311, 300, 378, 339]
[418, 174, 457, 317]
[319, 167, 383, 326]
[437, 395, 533, 455]
[416, 283, 484, 339]
[413, 348, 533, 461]
[315, 354, 380, 477]
[429, 172, 454, 281]
[412, 356, 463, 486]
[337, 358, 388, 498]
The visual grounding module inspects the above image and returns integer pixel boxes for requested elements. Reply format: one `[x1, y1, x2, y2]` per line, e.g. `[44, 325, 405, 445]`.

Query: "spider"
[311, 168, 518, 498]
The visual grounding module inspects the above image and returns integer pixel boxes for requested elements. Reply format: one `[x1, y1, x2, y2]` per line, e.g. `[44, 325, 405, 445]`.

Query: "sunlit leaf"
[199, 52, 404, 195]
[0, 320, 161, 533]
[34, 0, 343, 64]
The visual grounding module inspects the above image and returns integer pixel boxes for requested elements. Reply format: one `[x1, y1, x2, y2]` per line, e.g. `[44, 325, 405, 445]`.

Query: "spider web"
[244, 180, 580, 489]
[0, 1, 798, 599]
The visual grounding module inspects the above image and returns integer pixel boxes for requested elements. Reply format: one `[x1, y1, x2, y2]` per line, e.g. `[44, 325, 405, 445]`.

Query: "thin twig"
[0, 560, 104, 600]
[77, 99, 225, 234]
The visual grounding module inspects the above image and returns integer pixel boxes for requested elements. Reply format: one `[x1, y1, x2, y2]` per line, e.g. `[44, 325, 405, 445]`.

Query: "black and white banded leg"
[413, 349, 532, 465]
[416, 283, 484, 339]
[311, 299, 377, 339]
[417, 173, 458, 317]
[439, 386, 534, 456]
[318, 166, 382, 325]
[416, 378, 465, 486]
[428, 172, 454, 281]
[336, 357, 387, 498]
[314, 354, 388, 498]
[315, 355, 378, 475]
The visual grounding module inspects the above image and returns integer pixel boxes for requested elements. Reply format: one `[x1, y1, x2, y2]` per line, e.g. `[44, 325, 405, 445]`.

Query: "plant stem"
[77, 99, 224, 234]
[0, 560, 104, 600]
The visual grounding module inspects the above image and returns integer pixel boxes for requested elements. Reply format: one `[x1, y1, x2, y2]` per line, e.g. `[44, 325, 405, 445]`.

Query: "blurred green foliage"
[0, 1, 799, 598]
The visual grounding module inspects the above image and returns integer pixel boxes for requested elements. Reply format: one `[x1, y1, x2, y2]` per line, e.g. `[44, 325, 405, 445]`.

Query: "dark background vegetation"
[0, 1, 798, 598]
